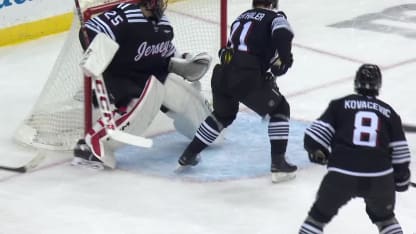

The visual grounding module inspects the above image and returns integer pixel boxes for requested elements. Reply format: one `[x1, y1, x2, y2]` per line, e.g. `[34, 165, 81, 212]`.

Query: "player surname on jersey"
[237, 12, 266, 21]
[344, 100, 391, 118]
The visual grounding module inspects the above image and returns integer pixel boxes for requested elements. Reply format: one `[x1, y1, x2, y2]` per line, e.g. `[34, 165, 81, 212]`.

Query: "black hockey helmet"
[252, 0, 278, 9]
[354, 64, 382, 96]
[142, 0, 167, 21]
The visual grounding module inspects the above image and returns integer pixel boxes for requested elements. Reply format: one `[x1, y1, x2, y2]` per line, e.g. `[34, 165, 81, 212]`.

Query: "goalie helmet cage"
[13, 0, 228, 151]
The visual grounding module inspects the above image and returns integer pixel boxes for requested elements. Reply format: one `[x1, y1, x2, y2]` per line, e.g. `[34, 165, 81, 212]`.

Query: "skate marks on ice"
[116, 112, 310, 182]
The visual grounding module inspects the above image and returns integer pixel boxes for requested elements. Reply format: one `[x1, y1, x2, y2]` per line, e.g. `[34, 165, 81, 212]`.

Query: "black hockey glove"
[307, 149, 329, 165]
[264, 72, 276, 82]
[218, 47, 233, 65]
[394, 167, 410, 192]
[270, 54, 293, 77]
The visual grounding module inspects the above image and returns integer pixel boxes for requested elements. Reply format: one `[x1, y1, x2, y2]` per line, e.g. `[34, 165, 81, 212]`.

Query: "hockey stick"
[411, 182, 416, 188]
[74, 0, 152, 148]
[402, 123, 416, 133]
[0, 153, 45, 173]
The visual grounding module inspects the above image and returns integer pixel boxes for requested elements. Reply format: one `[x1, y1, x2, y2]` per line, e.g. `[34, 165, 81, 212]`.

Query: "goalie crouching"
[71, 0, 212, 170]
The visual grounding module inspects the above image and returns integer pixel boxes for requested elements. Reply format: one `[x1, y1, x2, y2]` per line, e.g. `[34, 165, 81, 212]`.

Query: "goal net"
[14, 0, 226, 150]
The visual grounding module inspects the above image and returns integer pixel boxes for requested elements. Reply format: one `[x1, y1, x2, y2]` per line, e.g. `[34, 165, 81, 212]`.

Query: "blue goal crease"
[115, 112, 311, 182]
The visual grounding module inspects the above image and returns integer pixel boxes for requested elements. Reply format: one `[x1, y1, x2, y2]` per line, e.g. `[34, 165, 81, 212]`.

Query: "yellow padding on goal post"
[0, 12, 73, 47]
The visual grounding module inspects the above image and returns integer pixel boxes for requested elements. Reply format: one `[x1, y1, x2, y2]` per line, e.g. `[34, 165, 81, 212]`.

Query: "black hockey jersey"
[304, 94, 411, 177]
[83, 3, 175, 80]
[227, 8, 293, 73]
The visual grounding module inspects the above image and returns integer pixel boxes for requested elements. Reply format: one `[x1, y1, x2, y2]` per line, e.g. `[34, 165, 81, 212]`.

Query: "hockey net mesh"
[14, 0, 222, 150]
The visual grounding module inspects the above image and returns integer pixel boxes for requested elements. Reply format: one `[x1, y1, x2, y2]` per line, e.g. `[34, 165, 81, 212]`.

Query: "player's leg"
[299, 172, 355, 233]
[72, 75, 164, 169]
[177, 64, 238, 166]
[72, 72, 138, 169]
[364, 174, 403, 234]
[242, 79, 296, 182]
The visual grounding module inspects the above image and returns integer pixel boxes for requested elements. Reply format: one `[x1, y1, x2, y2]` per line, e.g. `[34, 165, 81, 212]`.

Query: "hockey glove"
[169, 52, 212, 82]
[218, 47, 233, 65]
[270, 54, 293, 77]
[308, 149, 329, 165]
[264, 72, 276, 82]
[394, 168, 410, 192]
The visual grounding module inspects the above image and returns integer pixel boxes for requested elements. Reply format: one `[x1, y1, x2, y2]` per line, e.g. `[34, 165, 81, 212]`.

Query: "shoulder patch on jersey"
[271, 16, 292, 33]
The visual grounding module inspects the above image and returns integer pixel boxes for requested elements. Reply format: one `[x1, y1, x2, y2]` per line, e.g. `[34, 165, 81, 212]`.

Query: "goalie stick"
[0, 153, 45, 173]
[74, 0, 152, 148]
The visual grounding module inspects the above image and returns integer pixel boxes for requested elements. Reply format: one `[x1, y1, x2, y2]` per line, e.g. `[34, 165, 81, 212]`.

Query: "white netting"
[14, 0, 222, 150]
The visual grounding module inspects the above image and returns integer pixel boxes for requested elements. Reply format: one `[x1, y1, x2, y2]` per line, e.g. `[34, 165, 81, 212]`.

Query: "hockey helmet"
[354, 64, 382, 96]
[142, 0, 167, 21]
[252, 0, 278, 9]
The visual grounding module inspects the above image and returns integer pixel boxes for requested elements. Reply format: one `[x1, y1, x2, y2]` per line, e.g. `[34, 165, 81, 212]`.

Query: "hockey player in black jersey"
[299, 64, 411, 234]
[72, 0, 213, 169]
[177, 0, 297, 183]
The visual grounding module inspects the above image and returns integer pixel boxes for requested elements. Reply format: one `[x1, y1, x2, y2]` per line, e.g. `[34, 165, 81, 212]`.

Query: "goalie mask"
[142, 0, 167, 21]
[354, 64, 382, 96]
[252, 0, 278, 9]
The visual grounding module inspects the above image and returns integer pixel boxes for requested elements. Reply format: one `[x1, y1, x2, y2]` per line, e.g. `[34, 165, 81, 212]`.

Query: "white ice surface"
[0, 1, 415, 233]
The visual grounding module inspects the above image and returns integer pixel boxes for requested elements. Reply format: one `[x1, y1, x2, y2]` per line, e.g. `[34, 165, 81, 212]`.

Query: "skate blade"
[174, 165, 194, 173]
[71, 157, 105, 170]
[271, 172, 296, 183]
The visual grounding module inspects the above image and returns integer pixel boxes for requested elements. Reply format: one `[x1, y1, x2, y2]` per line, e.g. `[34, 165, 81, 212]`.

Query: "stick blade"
[403, 124, 416, 133]
[24, 153, 46, 171]
[0, 153, 46, 173]
[107, 129, 153, 148]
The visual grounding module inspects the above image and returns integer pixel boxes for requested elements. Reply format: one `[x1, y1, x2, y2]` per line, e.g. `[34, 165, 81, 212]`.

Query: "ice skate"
[175, 149, 201, 173]
[71, 139, 104, 170]
[271, 154, 297, 183]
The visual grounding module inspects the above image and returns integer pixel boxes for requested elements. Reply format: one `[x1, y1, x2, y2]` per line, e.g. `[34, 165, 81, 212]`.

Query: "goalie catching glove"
[168, 52, 212, 82]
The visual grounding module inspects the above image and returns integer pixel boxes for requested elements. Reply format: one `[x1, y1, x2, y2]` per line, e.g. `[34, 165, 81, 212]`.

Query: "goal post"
[14, 0, 228, 151]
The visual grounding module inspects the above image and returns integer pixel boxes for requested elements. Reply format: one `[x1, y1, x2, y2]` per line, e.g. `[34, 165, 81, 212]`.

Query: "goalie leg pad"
[85, 76, 165, 168]
[163, 73, 211, 139]
[118, 75, 165, 136]
[168, 52, 212, 82]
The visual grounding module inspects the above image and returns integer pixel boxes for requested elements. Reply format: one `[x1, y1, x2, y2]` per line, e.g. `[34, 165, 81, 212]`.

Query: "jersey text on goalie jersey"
[135, 40, 174, 61]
